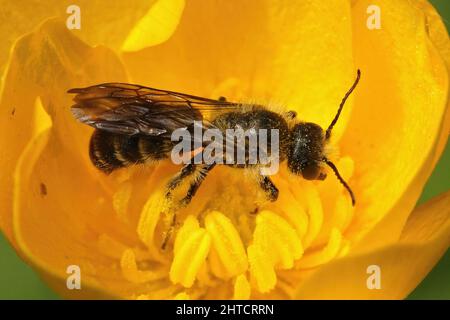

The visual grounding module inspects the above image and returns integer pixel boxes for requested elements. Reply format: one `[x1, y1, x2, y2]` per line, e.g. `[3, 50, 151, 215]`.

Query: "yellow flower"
[0, 0, 449, 299]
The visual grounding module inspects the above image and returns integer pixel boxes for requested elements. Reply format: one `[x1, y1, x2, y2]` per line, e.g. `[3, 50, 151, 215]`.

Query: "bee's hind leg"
[161, 212, 177, 250]
[161, 163, 215, 250]
[179, 163, 216, 207]
[258, 175, 279, 202]
[165, 163, 197, 199]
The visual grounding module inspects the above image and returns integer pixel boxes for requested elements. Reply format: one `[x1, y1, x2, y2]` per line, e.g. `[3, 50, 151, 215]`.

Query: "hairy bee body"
[89, 129, 172, 174]
[212, 107, 291, 167]
[89, 106, 291, 173]
[70, 70, 360, 209]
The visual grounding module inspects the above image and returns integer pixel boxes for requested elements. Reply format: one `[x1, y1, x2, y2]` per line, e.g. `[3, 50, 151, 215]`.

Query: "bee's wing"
[68, 83, 241, 136]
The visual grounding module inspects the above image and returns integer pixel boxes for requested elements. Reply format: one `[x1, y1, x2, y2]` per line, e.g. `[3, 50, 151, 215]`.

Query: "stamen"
[205, 211, 248, 278]
[209, 245, 230, 279]
[174, 292, 190, 300]
[297, 186, 324, 249]
[272, 179, 309, 239]
[254, 211, 303, 269]
[173, 215, 200, 254]
[120, 249, 166, 284]
[170, 225, 211, 288]
[237, 214, 254, 244]
[112, 181, 133, 223]
[137, 186, 170, 251]
[133, 286, 179, 300]
[324, 159, 356, 206]
[233, 274, 251, 300]
[296, 228, 343, 269]
[275, 278, 295, 299]
[196, 261, 217, 287]
[310, 194, 353, 248]
[247, 244, 277, 293]
[110, 152, 357, 298]
[248, 211, 303, 293]
[333, 194, 354, 232]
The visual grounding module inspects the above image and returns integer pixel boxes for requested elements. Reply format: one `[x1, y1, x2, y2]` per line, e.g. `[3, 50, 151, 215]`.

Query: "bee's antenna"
[323, 158, 355, 206]
[325, 69, 361, 140]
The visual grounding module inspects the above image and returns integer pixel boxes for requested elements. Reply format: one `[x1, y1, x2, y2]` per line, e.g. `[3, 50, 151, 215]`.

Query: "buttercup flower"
[0, 0, 449, 299]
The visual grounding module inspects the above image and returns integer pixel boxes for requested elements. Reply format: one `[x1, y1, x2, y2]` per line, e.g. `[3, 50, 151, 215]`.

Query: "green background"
[0, 0, 449, 300]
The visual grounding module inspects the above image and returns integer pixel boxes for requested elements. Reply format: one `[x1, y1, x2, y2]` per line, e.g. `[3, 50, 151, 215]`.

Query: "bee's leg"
[161, 212, 177, 250]
[165, 163, 197, 199]
[179, 163, 216, 207]
[258, 175, 279, 202]
[161, 163, 214, 249]
[283, 110, 297, 120]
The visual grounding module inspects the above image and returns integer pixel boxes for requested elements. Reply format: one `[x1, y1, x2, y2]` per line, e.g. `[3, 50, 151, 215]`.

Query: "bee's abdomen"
[89, 129, 169, 174]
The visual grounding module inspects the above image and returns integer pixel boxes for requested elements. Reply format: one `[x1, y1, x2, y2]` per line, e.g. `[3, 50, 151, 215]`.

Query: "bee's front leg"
[258, 175, 279, 202]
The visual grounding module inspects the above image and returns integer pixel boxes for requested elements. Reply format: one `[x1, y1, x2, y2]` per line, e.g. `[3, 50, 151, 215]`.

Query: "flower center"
[100, 154, 355, 299]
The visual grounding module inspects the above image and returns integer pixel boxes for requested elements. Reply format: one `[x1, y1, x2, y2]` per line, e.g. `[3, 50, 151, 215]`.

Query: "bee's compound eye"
[302, 163, 321, 180]
[318, 172, 327, 180]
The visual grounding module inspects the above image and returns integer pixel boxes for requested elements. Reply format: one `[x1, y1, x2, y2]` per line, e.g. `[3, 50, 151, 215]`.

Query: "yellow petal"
[342, 0, 449, 251]
[414, 0, 450, 162]
[122, 0, 185, 51]
[123, 0, 354, 139]
[2, 19, 133, 298]
[97, 233, 152, 261]
[1, 0, 448, 301]
[0, 1, 156, 77]
[295, 190, 450, 299]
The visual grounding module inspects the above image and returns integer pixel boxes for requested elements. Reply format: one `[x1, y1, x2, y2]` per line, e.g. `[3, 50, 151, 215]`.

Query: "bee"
[69, 70, 360, 212]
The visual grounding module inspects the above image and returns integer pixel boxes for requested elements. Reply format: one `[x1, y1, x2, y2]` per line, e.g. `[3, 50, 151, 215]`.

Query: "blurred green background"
[0, 0, 449, 300]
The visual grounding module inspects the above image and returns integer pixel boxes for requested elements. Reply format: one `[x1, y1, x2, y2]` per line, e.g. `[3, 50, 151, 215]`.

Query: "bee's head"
[288, 122, 327, 181]
[287, 69, 361, 206]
